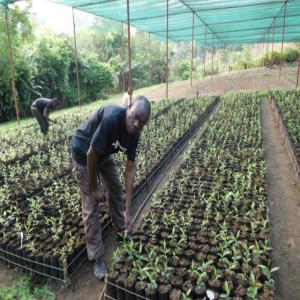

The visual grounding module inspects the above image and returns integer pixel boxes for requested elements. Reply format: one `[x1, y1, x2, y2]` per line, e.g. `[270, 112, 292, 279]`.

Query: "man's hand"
[91, 190, 105, 202]
[125, 211, 132, 231]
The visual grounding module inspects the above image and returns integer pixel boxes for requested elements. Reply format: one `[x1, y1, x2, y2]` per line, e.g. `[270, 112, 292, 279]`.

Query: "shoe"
[94, 259, 107, 280]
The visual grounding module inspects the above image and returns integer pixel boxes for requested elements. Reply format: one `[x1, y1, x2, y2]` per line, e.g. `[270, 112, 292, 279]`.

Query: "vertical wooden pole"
[203, 27, 206, 78]
[271, 16, 276, 70]
[166, 0, 169, 100]
[121, 23, 125, 92]
[191, 12, 194, 87]
[126, 0, 132, 105]
[216, 45, 218, 73]
[296, 56, 300, 88]
[211, 34, 214, 80]
[261, 43, 264, 67]
[148, 32, 151, 86]
[177, 41, 179, 71]
[72, 8, 81, 108]
[266, 31, 269, 57]
[279, 0, 288, 79]
[4, 6, 19, 124]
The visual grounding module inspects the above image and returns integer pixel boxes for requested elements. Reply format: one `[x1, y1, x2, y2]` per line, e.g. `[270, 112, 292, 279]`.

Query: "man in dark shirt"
[71, 95, 151, 280]
[31, 97, 60, 134]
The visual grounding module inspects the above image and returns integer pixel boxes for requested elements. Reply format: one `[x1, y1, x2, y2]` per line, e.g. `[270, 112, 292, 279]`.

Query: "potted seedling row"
[106, 92, 277, 300]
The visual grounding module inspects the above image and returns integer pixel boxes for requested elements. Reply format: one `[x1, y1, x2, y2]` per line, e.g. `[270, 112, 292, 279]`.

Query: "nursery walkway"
[262, 100, 300, 300]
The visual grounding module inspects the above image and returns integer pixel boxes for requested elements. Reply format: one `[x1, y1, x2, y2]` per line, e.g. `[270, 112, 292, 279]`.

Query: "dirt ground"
[143, 67, 291, 101]
[262, 100, 300, 300]
[1, 68, 299, 300]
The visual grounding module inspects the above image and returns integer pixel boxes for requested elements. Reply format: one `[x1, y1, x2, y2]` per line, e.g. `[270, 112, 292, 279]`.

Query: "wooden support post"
[279, 0, 288, 79]
[211, 34, 214, 80]
[4, 6, 19, 124]
[203, 27, 206, 78]
[166, 0, 169, 100]
[121, 23, 125, 92]
[266, 31, 269, 57]
[271, 16, 276, 71]
[216, 45, 218, 74]
[72, 8, 81, 108]
[296, 56, 300, 88]
[191, 12, 194, 87]
[148, 32, 151, 86]
[126, 0, 133, 105]
[177, 41, 179, 71]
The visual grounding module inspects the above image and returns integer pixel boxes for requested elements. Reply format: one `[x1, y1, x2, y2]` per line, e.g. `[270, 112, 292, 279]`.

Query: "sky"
[16, 0, 94, 34]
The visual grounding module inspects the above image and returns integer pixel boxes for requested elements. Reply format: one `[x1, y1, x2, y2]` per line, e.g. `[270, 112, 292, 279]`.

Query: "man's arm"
[125, 159, 135, 230]
[87, 146, 103, 201]
[43, 107, 56, 123]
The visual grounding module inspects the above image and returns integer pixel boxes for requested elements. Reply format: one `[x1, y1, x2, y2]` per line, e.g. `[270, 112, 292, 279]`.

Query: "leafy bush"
[284, 48, 299, 63]
[78, 54, 114, 102]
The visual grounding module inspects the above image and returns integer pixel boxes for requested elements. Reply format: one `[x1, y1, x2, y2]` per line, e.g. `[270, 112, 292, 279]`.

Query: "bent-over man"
[71, 96, 151, 280]
[31, 97, 60, 134]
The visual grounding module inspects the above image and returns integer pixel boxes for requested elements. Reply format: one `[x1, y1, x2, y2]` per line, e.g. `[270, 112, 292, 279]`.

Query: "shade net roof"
[3, 0, 300, 46]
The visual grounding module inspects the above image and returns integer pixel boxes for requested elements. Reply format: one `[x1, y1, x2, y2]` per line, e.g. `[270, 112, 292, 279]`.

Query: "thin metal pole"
[266, 31, 269, 57]
[279, 0, 288, 79]
[266, 31, 270, 70]
[261, 43, 264, 67]
[271, 16, 276, 71]
[72, 8, 81, 108]
[177, 42, 179, 71]
[126, 0, 132, 105]
[191, 12, 194, 87]
[4, 6, 19, 124]
[121, 23, 125, 92]
[216, 45, 218, 73]
[211, 34, 214, 80]
[166, 0, 169, 100]
[271, 17, 276, 57]
[203, 27, 206, 78]
[296, 56, 300, 88]
[148, 32, 151, 86]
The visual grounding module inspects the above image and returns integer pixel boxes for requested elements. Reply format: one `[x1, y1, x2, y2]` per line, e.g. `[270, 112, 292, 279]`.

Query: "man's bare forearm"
[125, 161, 135, 212]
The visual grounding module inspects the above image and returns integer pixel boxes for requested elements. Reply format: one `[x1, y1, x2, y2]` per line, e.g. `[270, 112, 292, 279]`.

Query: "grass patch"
[0, 276, 55, 300]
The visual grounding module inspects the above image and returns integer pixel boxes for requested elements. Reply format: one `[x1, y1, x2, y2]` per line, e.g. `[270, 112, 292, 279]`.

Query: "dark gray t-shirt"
[71, 104, 140, 165]
[32, 98, 54, 114]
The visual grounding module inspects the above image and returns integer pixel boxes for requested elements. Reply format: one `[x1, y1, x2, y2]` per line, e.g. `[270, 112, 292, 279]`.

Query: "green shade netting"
[4, 0, 300, 45]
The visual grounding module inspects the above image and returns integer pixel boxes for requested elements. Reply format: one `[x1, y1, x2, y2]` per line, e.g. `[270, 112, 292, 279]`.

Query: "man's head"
[127, 85, 133, 96]
[126, 96, 151, 135]
[52, 98, 61, 109]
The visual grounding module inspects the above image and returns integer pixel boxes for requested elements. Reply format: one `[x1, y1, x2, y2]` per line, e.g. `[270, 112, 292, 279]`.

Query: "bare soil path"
[262, 100, 300, 300]
[143, 68, 290, 102]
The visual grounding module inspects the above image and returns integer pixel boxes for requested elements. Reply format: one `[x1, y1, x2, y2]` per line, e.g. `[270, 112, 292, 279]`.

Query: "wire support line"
[0, 254, 65, 283]
[105, 280, 151, 300]
[177, 0, 224, 44]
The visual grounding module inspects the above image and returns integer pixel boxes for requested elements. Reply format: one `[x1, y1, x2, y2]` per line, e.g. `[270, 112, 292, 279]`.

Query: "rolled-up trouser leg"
[98, 156, 125, 231]
[31, 106, 48, 134]
[73, 160, 104, 261]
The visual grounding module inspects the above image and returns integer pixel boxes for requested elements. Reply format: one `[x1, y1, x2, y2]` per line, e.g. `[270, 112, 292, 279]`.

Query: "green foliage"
[262, 49, 299, 67]
[0, 277, 55, 300]
[178, 61, 190, 80]
[78, 54, 114, 102]
[34, 33, 73, 101]
[283, 48, 299, 63]
[0, 3, 35, 122]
